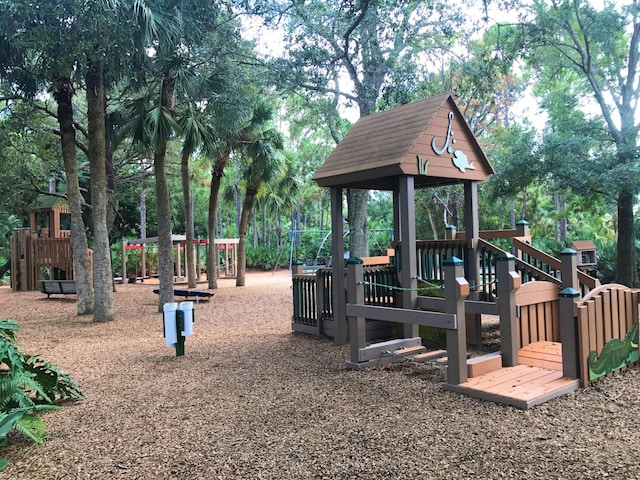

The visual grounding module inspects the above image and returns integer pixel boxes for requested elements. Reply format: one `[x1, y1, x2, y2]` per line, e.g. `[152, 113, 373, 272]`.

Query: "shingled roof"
[313, 93, 495, 190]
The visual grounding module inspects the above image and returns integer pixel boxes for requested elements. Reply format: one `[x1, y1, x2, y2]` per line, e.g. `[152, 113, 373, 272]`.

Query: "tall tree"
[0, 1, 95, 314]
[235, 101, 285, 286]
[256, 0, 469, 256]
[521, 0, 640, 286]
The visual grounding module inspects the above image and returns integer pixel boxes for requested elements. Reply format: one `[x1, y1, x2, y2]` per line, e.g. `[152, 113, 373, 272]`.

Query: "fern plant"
[0, 319, 83, 471]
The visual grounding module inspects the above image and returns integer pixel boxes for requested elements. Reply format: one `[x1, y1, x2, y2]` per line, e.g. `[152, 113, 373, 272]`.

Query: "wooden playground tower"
[295, 93, 640, 408]
[10, 197, 79, 291]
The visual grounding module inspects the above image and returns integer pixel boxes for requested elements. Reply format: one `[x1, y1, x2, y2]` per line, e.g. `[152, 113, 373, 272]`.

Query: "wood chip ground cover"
[1, 270, 639, 479]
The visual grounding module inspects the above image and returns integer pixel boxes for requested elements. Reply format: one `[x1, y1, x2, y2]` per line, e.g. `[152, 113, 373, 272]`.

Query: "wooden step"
[412, 349, 447, 362]
[393, 345, 427, 356]
[466, 351, 503, 378]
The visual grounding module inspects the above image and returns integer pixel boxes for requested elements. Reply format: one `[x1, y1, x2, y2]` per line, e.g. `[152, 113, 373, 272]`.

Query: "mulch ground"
[1, 270, 640, 479]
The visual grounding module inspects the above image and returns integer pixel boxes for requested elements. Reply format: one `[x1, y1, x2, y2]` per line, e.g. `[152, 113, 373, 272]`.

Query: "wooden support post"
[516, 219, 530, 238]
[121, 240, 127, 282]
[331, 187, 347, 345]
[496, 253, 521, 367]
[464, 181, 482, 345]
[444, 257, 469, 385]
[560, 249, 580, 379]
[398, 176, 418, 338]
[560, 248, 579, 291]
[292, 260, 303, 275]
[347, 258, 366, 366]
[559, 287, 580, 379]
[142, 244, 147, 278]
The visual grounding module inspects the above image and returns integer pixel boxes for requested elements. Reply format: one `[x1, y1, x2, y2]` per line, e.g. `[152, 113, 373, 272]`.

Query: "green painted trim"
[443, 256, 463, 266]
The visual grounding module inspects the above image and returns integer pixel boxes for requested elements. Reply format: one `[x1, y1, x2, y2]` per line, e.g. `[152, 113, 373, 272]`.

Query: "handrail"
[512, 237, 599, 292]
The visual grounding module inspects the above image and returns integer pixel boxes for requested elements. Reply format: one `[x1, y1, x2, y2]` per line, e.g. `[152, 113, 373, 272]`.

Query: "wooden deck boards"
[444, 341, 579, 409]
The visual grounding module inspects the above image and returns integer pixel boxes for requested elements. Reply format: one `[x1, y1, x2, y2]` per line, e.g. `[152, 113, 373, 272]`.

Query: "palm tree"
[234, 102, 285, 286]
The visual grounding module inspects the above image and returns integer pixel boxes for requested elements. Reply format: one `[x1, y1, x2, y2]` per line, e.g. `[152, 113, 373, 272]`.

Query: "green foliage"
[245, 245, 280, 271]
[0, 319, 83, 470]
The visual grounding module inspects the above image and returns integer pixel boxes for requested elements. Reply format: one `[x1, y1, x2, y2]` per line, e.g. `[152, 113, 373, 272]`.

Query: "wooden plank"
[393, 345, 426, 356]
[618, 289, 627, 334]
[496, 369, 563, 397]
[521, 341, 562, 354]
[467, 352, 502, 378]
[358, 337, 422, 362]
[551, 301, 560, 342]
[594, 295, 604, 354]
[624, 290, 633, 332]
[480, 369, 556, 395]
[601, 290, 611, 344]
[611, 288, 620, 340]
[577, 306, 590, 387]
[412, 350, 447, 362]
[520, 307, 530, 348]
[345, 304, 456, 329]
[587, 300, 597, 356]
[516, 281, 559, 306]
[529, 306, 538, 343]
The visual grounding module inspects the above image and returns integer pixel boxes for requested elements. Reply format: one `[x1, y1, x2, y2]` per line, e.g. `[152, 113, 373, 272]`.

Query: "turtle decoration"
[588, 322, 639, 381]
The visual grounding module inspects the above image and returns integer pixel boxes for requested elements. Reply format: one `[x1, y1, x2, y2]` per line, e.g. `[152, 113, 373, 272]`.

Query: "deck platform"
[444, 341, 579, 409]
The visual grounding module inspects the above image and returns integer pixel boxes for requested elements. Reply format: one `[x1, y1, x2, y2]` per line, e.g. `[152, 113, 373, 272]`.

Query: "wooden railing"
[292, 265, 396, 336]
[414, 240, 466, 282]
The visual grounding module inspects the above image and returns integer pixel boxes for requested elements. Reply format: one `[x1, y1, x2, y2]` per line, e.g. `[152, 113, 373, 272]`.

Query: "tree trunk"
[616, 189, 638, 287]
[206, 146, 231, 289]
[180, 148, 197, 288]
[426, 204, 439, 240]
[53, 76, 93, 315]
[347, 188, 369, 257]
[86, 61, 114, 322]
[155, 72, 176, 311]
[236, 186, 258, 287]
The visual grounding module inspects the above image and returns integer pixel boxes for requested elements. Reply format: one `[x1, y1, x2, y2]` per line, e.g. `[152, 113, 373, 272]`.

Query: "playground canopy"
[312, 93, 495, 345]
[313, 93, 494, 190]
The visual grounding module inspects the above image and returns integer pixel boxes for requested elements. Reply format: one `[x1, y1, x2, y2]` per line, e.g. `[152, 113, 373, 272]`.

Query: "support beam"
[330, 187, 347, 344]
[398, 176, 418, 338]
[496, 253, 520, 367]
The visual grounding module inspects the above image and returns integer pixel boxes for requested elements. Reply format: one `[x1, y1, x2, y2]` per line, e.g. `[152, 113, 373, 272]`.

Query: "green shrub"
[0, 319, 83, 471]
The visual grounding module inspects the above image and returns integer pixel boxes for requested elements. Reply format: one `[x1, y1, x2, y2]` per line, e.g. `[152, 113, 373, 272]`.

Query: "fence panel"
[576, 284, 640, 387]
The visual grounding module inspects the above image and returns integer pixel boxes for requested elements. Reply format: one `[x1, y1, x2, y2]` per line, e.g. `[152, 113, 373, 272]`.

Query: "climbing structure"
[10, 197, 78, 291]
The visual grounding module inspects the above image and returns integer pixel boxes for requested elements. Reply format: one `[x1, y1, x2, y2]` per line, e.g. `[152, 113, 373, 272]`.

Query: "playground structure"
[9, 198, 84, 292]
[8, 195, 239, 290]
[293, 93, 639, 408]
[120, 236, 239, 282]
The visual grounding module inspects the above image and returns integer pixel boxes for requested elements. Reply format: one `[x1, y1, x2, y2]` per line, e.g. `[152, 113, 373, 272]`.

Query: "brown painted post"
[516, 219, 530, 237]
[292, 260, 303, 276]
[560, 248, 579, 291]
[496, 253, 521, 367]
[560, 249, 580, 379]
[347, 258, 366, 364]
[331, 187, 347, 345]
[463, 181, 482, 346]
[445, 225, 457, 240]
[121, 239, 127, 282]
[398, 176, 418, 338]
[444, 257, 469, 385]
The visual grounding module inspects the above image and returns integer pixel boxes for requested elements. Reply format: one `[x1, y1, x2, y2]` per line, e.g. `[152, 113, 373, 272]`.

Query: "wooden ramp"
[444, 342, 579, 409]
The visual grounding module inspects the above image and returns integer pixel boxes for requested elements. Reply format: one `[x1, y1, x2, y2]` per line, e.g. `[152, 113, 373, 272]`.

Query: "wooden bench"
[153, 288, 214, 303]
[40, 280, 77, 298]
